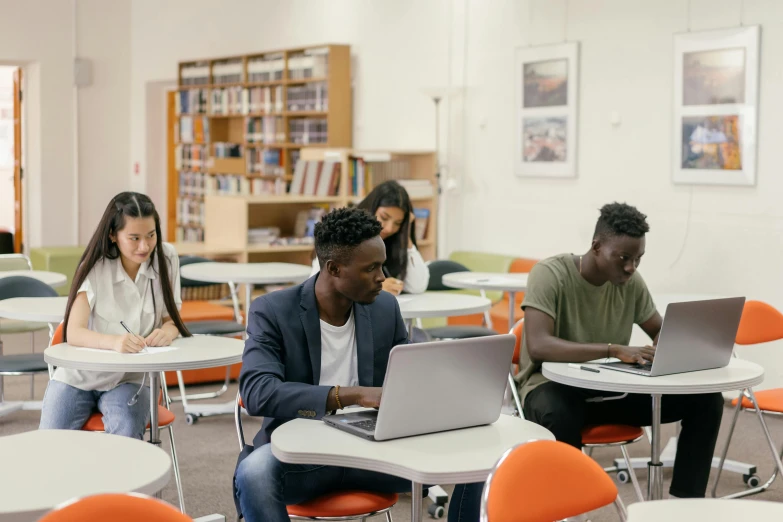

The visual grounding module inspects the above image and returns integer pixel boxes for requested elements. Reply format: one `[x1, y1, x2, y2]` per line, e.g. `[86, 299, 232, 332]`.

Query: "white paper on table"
[75, 346, 179, 356]
[467, 276, 526, 285]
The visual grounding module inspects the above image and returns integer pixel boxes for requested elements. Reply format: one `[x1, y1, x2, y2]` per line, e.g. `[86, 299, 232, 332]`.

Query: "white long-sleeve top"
[310, 245, 430, 294]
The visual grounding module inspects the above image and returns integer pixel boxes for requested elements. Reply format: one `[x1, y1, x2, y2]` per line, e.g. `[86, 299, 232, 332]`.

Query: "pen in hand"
[120, 321, 148, 351]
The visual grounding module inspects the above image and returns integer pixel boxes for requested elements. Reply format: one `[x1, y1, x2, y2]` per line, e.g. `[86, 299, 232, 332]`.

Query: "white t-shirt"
[318, 309, 359, 388]
[53, 242, 183, 391]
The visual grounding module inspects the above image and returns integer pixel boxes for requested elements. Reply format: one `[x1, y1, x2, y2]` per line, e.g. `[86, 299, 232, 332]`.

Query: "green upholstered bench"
[29, 246, 85, 296]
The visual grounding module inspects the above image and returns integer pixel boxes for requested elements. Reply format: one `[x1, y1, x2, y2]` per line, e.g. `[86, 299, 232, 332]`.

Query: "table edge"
[43, 353, 243, 373]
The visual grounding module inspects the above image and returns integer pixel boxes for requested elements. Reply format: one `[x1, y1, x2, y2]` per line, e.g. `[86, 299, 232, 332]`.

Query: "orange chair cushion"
[490, 300, 525, 338]
[180, 300, 237, 322]
[733, 388, 783, 412]
[487, 440, 617, 522]
[38, 493, 190, 522]
[287, 491, 398, 518]
[581, 424, 644, 445]
[82, 405, 175, 431]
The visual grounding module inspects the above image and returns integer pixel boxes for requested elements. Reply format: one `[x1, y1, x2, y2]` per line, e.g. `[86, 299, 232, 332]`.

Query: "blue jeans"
[39, 380, 151, 440]
[235, 444, 484, 522]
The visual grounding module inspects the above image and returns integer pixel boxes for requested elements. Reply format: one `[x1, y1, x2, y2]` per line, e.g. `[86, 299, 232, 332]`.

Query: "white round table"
[396, 293, 492, 331]
[272, 414, 553, 522]
[441, 272, 529, 332]
[0, 296, 68, 324]
[44, 335, 243, 450]
[542, 358, 764, 500]
[0, 270, 68, 289]
[180, 262, 311, 326]
[0, 430, 170, 521]
[626, 498, 783, 521]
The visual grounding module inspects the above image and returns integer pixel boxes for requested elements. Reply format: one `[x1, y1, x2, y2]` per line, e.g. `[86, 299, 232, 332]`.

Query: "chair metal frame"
[234, 392, 394, 522]
[479, 440, 628, 522]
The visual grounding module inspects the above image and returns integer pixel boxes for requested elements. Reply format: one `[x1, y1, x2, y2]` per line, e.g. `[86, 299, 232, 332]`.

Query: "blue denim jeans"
[39, 380, 151, 440]
[235, 443, 484, 522]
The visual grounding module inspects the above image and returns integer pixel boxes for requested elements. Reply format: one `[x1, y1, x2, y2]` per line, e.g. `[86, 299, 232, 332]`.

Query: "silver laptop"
[323, 334, 515, 441]
[600, 297, 745, 377]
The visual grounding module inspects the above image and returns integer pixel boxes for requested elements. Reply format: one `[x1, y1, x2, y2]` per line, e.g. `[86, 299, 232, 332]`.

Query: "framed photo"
[673, 26, 760, 186]
[514, 43, 579, 178]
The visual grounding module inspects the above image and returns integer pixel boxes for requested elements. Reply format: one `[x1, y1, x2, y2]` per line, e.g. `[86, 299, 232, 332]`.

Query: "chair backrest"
[52, 322, 64, 345]
[509, 258, 537, 274]
[179, 256, 214, 289]
[510, 319, 524, 365]
[0, 275, 59, 300]
[481, 440, 623, 522]
[735, 300, 783, 345]
[426, 260, 471, 291]
[38, 493, 192, 522]
[0, 253, 32, 271]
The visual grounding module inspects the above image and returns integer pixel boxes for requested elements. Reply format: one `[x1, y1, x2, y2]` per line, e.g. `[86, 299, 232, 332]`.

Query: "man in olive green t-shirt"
[516, 202, 723, 499]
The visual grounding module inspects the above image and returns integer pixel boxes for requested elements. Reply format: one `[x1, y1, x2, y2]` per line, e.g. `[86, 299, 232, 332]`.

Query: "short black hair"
[593, 202, 649, 240]
[315, 207, 383, 266]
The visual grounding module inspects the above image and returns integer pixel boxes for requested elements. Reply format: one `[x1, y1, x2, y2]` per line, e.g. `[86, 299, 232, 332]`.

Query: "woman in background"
[310, 180, 429, 294]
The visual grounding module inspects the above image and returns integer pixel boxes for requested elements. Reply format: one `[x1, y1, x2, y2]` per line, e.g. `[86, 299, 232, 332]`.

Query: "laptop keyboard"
[632, 362, 653, 370]
[348, 419, 377, 431]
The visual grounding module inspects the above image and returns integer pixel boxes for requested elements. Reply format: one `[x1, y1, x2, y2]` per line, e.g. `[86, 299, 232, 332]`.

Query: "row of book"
[180, 63, 210, 86]
[287, 83, 328, 112]
[246, 116, 285, 144]
[179, 172, 208, 197]
[248, 54, 285, 83]
[175, 197, 205, 228]
[397, 179, 435, 199]
[248, 227, 281, 245]
[212, 175, 287, 196]
[288, 49, 329, 80]
[212, 60, 243, 85]
[289, 160, 341, 196]
[175, 226, 204, 243]
[175, 145, 208, 171]
[412, 208, 431, 242]
[178, 116, 210, 144]
[347, 159, 435, 199]
[176, 89, 208, 115]
[247, 148, 284, 176]
[208, 86, 285, 115]
[289, 118, 328, 144]
[214, 142, 242, 158]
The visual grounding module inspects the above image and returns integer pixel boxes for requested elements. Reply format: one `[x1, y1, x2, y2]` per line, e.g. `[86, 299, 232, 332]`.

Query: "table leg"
[648, 394, 664, 500]
[406, 319, 414, 335]
[507, 291, 516, 333]
[411, 481, 423, 522]
[149, 372, 161, 446]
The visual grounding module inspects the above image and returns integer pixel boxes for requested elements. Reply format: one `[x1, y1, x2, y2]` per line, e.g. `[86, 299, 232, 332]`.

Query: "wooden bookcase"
[194, 149, 437, 265]
[167, 44, 352, 246]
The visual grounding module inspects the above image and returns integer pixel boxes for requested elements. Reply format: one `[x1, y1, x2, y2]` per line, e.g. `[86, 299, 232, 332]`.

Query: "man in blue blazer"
[234, 207, 483, 522]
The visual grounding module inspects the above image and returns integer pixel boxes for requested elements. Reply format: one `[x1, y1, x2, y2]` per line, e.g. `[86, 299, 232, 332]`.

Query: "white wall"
[0, 66, 15, 234]
[0, 0, 130, 248]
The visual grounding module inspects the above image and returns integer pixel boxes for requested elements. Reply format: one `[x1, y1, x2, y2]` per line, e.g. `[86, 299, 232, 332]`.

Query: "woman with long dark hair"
[310, 180, 430, 294]
[39, 192, 190, 439]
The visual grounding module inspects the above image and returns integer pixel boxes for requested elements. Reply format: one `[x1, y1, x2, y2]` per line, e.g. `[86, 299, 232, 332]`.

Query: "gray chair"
[0, 275, 59, 401]
[422, 260, 498, 339]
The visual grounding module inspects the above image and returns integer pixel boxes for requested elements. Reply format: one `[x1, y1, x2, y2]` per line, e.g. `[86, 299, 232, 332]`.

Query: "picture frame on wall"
[673, 26, 760, 186]
[514, 42, 579, 178]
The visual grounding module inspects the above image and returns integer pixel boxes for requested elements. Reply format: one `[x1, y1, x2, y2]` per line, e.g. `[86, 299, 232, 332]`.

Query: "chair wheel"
[185, 414, 198, 425]
[616, 470, 631, 484]
[428, 503, 445, 519]
[743, 474, 761, 488]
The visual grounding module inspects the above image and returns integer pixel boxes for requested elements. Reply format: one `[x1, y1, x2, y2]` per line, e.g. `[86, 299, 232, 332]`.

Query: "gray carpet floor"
[2, 332, 783, 521]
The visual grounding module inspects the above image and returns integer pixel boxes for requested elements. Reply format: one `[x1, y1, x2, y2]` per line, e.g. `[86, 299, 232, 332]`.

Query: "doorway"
[0, 66, 22, 253]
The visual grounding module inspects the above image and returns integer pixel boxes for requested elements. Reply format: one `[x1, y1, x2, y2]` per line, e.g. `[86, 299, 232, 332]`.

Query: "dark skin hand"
[526, 234, 663, 365]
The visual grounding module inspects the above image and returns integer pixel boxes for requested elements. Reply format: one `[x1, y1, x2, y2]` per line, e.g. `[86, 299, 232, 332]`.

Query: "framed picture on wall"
[514, 42, 579, 178]
[673, 26, 760, 186]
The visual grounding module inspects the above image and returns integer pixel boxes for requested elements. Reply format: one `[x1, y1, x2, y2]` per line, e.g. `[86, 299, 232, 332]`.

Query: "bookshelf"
[192, 149, 438, 265]
[167, 44, 352, 245]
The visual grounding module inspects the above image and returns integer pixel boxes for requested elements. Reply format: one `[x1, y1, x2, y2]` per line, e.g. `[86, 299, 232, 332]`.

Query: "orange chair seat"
[287, 491, 398, 518]
[180, 301, 237, 322]
[82, 405, 175, 431]
[581, 424, 644, 445]
[733, 388, 783, 412]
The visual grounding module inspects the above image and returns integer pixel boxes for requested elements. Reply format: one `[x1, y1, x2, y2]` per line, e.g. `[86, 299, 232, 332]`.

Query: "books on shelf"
[248, 86, 283, 113]
[180, 62, 210, 86]
[210, 174, 286, 196]
[176, 89, 208, 115]
[212, 59, 244, 84]
[245, 116, 285, 145]
[175, 144, 208, 171]
[289, 160, 340, 196]
[347, 157, 433, 198]
[412, 208, 430, 241]
[289, 118, 328, 144]
[396, 179, 435, 199]
[176, 226, 204, 243]
[286, 82, 328, 112]
[210, 86, 246, 115]
[247, 148, 283, 177]
[213, 142, 243, 158]
[248, 53, 285, 83]
[248, 227, 281, 245]
[178, 115, 210, 144]
[288, 48, 329, 79]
